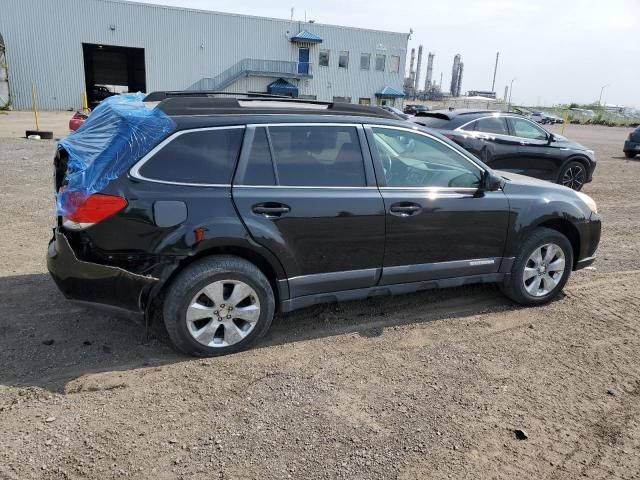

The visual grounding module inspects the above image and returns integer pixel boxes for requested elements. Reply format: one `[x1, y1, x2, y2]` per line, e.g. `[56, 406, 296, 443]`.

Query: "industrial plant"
[404, 47, 506, 102]
[403, 46, 466, 100]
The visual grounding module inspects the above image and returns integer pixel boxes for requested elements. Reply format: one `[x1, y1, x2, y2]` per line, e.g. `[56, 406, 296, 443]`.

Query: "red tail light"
[63, 194, 128, 230]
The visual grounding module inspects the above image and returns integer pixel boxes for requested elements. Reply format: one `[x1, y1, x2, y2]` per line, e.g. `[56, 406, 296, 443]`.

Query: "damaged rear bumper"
[47, 228, 162, 315]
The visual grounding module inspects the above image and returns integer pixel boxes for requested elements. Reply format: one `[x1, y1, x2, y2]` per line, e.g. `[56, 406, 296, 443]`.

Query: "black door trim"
[380, 257, 502, 285]
[287, 267, 382, 297]
[280, 272, 505, 313]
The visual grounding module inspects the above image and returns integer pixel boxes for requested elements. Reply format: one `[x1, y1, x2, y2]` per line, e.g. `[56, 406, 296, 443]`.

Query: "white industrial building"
[0, 0, 409, 110]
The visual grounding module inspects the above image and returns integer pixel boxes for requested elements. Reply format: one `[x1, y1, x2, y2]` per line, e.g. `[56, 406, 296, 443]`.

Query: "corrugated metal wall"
[0, 0, 408, 110]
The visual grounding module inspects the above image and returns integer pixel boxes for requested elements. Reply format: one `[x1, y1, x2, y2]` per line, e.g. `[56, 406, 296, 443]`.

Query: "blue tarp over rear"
[57, 93, 176, 216]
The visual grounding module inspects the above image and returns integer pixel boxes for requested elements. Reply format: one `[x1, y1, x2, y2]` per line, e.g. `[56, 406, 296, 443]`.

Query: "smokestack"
[491, 51, 499, 92]
[456, 62, 464, 97]
[424, 52, 434, 91]
[450, 54, 461, 96]
[414, 45, 423, 95]
[409, 48, 416, 83]
[504, 85, 508, 102]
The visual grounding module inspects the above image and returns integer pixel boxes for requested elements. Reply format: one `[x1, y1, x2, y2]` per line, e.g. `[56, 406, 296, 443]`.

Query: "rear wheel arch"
[149, 245, 285, 321]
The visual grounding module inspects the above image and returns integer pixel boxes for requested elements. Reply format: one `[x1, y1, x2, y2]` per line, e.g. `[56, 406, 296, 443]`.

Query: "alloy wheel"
[522, 243, 566, 297]
[562, 165, 586, 190]
[185, 280, 261, 347]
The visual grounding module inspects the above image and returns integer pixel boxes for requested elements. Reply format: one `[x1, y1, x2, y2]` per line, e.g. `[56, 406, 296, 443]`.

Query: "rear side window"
[268, 126, 366, 187]
[139, 128, 244, 184]
[459, 120, 477, 132]
[243, 128, 276, 186]
[475, 117, 509, 135]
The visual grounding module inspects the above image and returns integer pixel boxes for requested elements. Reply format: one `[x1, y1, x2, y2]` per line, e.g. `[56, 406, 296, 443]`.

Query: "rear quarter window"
[138, 127, 244, 184]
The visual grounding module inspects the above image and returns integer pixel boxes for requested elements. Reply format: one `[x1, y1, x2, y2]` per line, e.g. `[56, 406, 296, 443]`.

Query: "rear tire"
[163, 255, 275, 356]
[625, 152, 636, 159]
[500, 227, 573, 306]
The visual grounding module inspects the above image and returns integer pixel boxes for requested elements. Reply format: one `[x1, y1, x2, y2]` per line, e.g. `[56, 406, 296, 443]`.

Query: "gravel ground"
[1, 124, 639, 479]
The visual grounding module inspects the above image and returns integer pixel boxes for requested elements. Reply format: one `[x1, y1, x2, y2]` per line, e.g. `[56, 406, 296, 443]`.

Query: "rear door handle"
[389, 202, 422, 216]
[252, 203, 291, 217]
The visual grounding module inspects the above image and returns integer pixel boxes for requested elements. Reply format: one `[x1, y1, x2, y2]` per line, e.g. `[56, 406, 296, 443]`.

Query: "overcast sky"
[137, 0, 639, 107]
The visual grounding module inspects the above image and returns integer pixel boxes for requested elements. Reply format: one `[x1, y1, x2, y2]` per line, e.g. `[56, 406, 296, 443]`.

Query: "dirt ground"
[0, 110, 73, 140]
[1, 121, 639, 479]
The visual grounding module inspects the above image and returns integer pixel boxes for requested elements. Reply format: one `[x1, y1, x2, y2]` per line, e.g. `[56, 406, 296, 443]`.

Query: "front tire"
[163, 255, 275, 356]
[625, 152, 636, 159]
[558, 161, 587, 191]
[500, 227, 573, 306]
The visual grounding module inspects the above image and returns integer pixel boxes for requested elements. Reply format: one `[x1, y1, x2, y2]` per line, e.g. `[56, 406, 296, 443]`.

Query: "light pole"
[507, 78, 516, 112]
[598, 84, 610, 106]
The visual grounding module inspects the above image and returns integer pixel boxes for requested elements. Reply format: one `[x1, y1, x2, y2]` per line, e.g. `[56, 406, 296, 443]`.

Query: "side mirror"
[547, 133, 555, 144]
[482, 171, 503, 192]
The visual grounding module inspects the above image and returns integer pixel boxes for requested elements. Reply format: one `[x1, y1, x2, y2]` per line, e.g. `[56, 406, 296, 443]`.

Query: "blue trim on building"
[375, 86, 405, 98]
[267, 78, 299, 97]
[290, 30, 323, 44]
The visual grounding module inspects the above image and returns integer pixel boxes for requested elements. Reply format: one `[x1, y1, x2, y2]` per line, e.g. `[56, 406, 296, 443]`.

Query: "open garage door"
[0, 33, 9, 109]
[82, 43, 146, 107]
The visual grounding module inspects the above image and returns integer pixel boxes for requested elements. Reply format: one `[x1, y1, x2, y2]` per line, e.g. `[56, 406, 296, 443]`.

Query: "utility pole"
[491, 51, 499, 93]
[599, 84, 610, 106]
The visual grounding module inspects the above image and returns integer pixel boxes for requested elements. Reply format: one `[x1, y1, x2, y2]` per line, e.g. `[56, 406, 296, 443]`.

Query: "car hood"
[495, 170, 572, 193]
[495, 170, 593, 218]
[551, 134, 590, 152]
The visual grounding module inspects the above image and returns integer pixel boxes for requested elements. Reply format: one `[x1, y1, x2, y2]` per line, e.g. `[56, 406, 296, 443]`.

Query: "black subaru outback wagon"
[48, 93, 601, 356]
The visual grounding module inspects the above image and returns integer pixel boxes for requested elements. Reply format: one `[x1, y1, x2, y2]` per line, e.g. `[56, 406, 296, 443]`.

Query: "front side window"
[474, 117, 509, 135]
[268, 126, 366, 187]
[509, 117, 548, 141]
[389, 55, 400, 73]
[360, 53, 371, 70]
[139, 128, 244, 184]
[319, 49, 330, 67]
[338, 51, 349, 68]
[375, 54, 386, 71]
[371, 127, 482, 188]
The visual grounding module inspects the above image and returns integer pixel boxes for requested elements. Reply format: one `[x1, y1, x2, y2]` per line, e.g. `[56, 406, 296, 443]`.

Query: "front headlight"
[576, 191, 597, 214]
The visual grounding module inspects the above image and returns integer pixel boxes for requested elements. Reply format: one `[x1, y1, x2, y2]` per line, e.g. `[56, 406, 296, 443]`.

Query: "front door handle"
[389, 202, 422, 217]
[252, 203, 291, 217]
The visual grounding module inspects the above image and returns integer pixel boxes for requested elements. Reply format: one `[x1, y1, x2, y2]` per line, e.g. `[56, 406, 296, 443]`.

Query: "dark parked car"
[413, 110, 596, 190]
[92, 85, 115, 101]
[529, 112, 552, 124]
[623, 126, 640, 158]
[48, 95, 601, 357]
[381, 105, 411, 120]
[403, 104, 429, 115]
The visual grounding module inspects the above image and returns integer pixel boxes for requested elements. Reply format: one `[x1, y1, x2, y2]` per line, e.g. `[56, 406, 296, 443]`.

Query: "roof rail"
[143, 90, 291, 101]
[151, 94, 398, 119]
